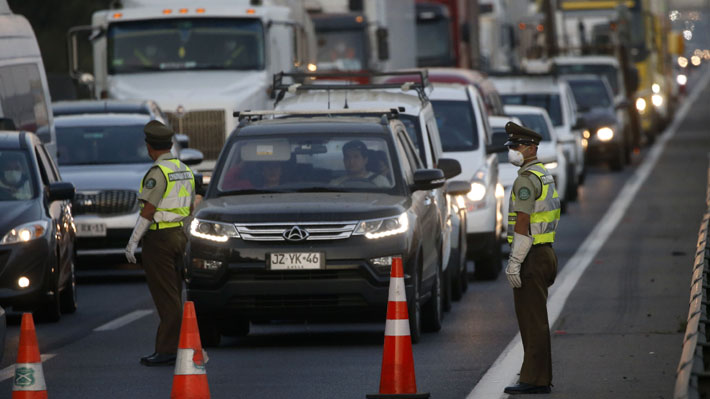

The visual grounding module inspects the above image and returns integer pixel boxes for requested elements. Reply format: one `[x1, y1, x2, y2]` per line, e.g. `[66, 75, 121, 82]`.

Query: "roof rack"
[272, 71, 431, 106]
[234, 108, 404, 126]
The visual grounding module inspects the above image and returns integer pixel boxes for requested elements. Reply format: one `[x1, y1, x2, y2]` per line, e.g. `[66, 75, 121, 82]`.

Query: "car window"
[56, 124, 152, 166]
[0, 150, 36, 200]
[395, 132, 415, 183]
[399, 115, 425, 163]
[431, 100, 480, 152]
[555, 64, 619, 95]
[506, 113, 552, 141]
[39, 144, 60, 181]
[215, 135, 398, 194]
[567, 80, 613, 110]
[425, 122, 438, 167]
[491, 129, 508, 162]
[397, 130, 423, 172]
[501, 94, 563, 127]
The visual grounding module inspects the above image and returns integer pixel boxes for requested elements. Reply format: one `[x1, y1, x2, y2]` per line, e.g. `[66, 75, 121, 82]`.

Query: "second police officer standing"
[502, 122, 560, 395]
[124, 120, 195, 366]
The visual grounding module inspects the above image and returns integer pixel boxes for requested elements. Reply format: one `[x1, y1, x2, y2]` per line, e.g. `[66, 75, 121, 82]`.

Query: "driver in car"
[330, 140, 389, 187]
[0, 153, 32, 200]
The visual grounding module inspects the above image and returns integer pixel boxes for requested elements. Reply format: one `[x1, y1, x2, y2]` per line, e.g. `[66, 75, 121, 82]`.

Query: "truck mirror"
[376, 27, 389, 61]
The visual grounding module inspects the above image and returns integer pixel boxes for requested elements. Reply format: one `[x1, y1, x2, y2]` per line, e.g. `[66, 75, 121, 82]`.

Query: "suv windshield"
[315, 29, 367, 71]
[501, 94, 563, 127]
[567, 80, 613, 111]
[555, 64, 619, 95]
[215, 135, 397, 195]
[56, 125, 152, 165]
[431, 100, 479, 151]
[0, 150, 36, 200]
[108, 18, 265, 73]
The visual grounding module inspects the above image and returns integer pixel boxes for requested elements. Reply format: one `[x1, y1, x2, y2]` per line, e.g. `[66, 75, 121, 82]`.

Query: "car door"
[395, 128, 438, 281]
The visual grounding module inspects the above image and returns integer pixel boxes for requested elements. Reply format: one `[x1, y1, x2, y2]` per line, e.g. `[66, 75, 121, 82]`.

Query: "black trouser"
[513, 244, 557, 386]
[142, 227, 187, 354]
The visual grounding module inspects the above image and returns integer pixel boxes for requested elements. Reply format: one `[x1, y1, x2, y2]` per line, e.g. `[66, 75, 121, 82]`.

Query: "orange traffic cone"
[367, 257, 429, 399]
[171, 301, 210, 399]
[12, 313, 47, 399]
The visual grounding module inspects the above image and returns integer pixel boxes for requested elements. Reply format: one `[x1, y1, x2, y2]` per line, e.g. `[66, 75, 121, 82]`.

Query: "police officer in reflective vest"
[124, 120, 195, 367]
[503, 122, 560, 395]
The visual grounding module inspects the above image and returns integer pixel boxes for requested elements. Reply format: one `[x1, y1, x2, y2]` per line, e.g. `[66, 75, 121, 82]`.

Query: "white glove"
[125, 216, 151, 264]
[506, 232, 533, 288]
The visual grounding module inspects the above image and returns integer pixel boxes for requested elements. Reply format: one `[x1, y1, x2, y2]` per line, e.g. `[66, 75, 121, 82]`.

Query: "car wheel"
[38, 272, 61, 323]
[60, 258, 77, 314]
[407, 256, 422, 344]
[450, 251, 463, 301]
[422, 259, 443, 333]
[474, 233, 502, 280]
[565, 164, 579, 202]
[197, 313, 221, 347]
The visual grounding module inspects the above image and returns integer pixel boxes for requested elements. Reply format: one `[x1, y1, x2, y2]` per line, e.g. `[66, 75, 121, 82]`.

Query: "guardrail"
[675, 159, 710, 399]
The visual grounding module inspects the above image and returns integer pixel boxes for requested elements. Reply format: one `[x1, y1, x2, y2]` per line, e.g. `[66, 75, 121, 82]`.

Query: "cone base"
[366, 392, 430, 399]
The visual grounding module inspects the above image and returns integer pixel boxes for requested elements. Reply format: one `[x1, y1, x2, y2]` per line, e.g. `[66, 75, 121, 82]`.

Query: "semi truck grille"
[235, 221, 358, 241]
[73, 190, 138, 216]
[165, 109, 226, 160]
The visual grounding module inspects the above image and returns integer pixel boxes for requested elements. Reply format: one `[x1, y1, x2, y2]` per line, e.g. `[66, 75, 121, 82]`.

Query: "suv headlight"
[190, 218, 239, 242]
[596, 127, 614, 141]
[467, 182, 486, 202]
[353, 213, 408, 239]
[1, 220, 49, 244]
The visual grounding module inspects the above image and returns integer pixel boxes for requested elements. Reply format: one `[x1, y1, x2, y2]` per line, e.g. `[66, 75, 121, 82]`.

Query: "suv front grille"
[165, 109, 225, 160]
[73, 190, 138, 216]
[235, 221, 358, 241]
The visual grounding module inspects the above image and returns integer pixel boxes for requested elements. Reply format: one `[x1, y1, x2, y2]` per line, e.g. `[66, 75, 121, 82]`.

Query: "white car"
[502, 104, 568, 211]
[429, 83, 504, 280]
[490, 75, 585, 201]
[489, 113, 562, 240]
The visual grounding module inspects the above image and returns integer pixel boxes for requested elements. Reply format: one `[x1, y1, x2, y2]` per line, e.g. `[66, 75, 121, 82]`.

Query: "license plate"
[75, 223, 107, 237]
[269, 252, 323, 270]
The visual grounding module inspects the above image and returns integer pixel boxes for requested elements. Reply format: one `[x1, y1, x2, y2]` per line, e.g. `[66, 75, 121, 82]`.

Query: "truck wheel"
[474, 233, 502, 280]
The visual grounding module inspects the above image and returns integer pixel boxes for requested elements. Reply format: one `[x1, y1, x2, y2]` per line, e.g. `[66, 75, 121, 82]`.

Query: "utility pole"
[543, 0, 558, 57]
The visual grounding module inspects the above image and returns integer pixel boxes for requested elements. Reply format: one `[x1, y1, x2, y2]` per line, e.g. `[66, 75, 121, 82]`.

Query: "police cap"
[144, 120, 174, 144]
[504, 121, 542, 146]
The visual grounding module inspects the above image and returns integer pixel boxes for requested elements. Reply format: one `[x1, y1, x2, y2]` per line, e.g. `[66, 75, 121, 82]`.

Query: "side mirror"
[175, 133, 190, 149]
[615, 99, 630, 110]
[193, 173, 206, 196]
[437, 158, 461, 179]
[486, 144, 507, 154]
[445, 180, 471, 196]
[376, 27, 389, 61]
[48, 182, 75, 202]
[179, 148, 204, 166]
[412, 169, 445, 191]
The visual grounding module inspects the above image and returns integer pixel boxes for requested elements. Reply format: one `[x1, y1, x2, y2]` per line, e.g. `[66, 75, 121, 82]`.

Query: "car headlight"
[677, 74, 688, 85]
[1, 221, 49, 244]
[353, 213, 408, 239]
[596, 127, 614, 141]
[651, 83, 660, 94]
[544, 162, 558, 170]
[651, 94, 663, 107]
[190, 218, 239, 242]
[635, 98, 647, 112]
[467, 181, 487, 202]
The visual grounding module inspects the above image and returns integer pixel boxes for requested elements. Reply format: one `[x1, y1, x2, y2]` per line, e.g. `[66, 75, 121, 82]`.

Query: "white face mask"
[4, 170, 22, 185]
[508, 149, 524, 166]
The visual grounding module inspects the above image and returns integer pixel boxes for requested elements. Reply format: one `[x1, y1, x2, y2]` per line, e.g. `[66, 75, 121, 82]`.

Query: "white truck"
[307, 0, 416, 74]
[68, 0, 316, 167]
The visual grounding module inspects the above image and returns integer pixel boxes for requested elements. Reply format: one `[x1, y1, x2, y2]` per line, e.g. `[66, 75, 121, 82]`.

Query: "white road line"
[0, 354, 56, 383]
[467, 67, 710, 399]
[93, 309, 153, 332]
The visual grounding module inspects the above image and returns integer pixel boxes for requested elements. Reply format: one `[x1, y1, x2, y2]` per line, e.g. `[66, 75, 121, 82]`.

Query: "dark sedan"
[0, 131, 76, 321]
[187, 113, 455, 345]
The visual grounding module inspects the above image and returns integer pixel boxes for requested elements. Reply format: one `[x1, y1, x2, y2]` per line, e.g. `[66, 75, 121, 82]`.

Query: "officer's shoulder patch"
[145, 178, 157, 189]
[517, 187, 531, 200]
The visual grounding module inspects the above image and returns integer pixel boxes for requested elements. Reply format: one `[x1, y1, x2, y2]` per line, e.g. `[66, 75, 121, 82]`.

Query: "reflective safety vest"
[140, 158, 195, 230]
[507, 162, 560, 245]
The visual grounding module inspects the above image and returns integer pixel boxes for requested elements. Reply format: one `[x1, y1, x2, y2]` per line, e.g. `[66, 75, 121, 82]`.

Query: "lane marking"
[467, 67, 710, 399]
[0, 354, 56, 383]
[93, 309, 153, 332]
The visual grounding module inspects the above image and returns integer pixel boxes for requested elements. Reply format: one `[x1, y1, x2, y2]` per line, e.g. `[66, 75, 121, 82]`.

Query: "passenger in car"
[330, 140, 389, 187]
[367, 150, 392, 184]
[0, 153, 32, 200]
[260, 161, 283, 188]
